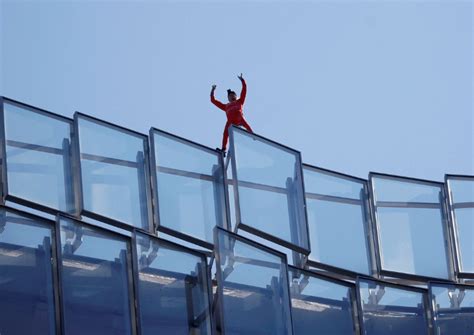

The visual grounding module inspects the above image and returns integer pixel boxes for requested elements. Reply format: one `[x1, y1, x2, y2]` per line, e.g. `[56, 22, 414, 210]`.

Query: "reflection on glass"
[372, 175, 449, 279]
[289, 268, 355, 334]
[59, 218, 133, 335]
[231, 127, 309, 252]
[77, 115, 150, 229]
[304, 167, 370, 274]
[215, 229, 293, 335]
[358, 278, 428, 335]
[430, 283, 474, 335]
[0, 209, 56, 335]
[135, 232, 212, 334]
[152, 130, 226, 245]
[3, 101, 75, 212]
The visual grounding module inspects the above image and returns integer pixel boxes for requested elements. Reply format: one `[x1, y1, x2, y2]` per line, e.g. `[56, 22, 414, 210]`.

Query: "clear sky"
[1, 0, 472, 181]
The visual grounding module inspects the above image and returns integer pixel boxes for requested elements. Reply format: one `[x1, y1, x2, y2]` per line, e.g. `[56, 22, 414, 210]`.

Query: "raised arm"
[238, 73, 247, 104]
[210, 85, 227, 111]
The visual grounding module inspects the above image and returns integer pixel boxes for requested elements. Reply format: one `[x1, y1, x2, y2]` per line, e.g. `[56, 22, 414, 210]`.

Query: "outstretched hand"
[211, 84, 216, 92]
[238, 73, 244, 81]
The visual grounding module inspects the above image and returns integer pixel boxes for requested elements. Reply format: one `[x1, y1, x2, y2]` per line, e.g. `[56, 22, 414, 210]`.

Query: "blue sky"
[1, 0, 472, 181]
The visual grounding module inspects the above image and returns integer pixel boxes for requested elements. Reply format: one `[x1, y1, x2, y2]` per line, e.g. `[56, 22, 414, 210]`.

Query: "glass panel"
[76, 115, 150, 229]
[358, 278, 428, 335]
[0, 209, 56, 335]
[230, 127, 309, 252]
[59, 218, 133, 335]
[135, 232, 212, 334]
[304, 167, 370, 274]
[430, 284, 474, 335]
[152, 130, 226, 245]
[289, 268, 355, 334]
[215, 229, 293, 335]
[449, 179, 474, 204]
[372, 175, 450, 279]
[455, 208, 474, 272]
[3, 101, 75, 212]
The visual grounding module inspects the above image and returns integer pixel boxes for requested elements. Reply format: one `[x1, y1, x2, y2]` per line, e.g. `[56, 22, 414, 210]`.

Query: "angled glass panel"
[447, 176, 474, 274]
[2, 100, 75, 212]
[59, 217, 133, 335]
[0, 208, 56, 335]
[430, 283, 474, 335]
[304, 166, 371, 274]
[151, 129, 226, 246]
[229, 126, 309, 253]
[215, 228, 293, 335]
[371, 175, 450, 279]
[75, 114, 151, 230]
[135, 232, 212, 334]
[357, 278, 429, 335]
[289, 267, 356, 334]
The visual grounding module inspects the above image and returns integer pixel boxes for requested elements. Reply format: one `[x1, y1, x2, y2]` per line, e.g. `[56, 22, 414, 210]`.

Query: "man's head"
[227, 89, 237, 102]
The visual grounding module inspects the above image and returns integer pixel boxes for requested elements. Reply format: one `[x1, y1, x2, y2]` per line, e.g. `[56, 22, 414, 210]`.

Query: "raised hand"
[238, 73, 244, 81]
[211, 85, 216, 92]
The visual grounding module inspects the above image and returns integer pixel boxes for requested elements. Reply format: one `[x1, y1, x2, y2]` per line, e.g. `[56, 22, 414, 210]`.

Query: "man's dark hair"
[227, 89, 236, 95]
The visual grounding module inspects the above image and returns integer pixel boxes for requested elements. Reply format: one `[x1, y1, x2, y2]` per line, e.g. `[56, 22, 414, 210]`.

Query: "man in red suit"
[211, 73, 253, 151]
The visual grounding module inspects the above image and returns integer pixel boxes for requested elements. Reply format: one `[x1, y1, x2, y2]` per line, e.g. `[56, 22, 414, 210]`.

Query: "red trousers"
[222, 119, 253, 150]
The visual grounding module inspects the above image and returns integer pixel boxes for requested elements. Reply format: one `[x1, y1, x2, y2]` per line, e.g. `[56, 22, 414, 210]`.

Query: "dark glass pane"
[289, 268, 355, 334]
[152, 130, 226, 245]
[0, 209, 56, 334]
[358, 278, 428, 335]
[59, 218, 133, 335]
[430, 283, 474, 335]
[3, 101, 75, 212]
[76, 115, 150, 229]
[135, 232, 212, 334]
[215, 228, 293, 335]
[230, 127, 309, 252]
[304, 167, 370, 274]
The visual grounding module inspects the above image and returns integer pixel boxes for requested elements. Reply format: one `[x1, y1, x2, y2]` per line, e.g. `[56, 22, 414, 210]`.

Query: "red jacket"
[211, 79, 247, 124]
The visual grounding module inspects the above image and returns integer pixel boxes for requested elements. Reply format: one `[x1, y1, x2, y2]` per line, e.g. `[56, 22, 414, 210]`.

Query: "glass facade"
[0, 97, 472, 334]
[370, 174, 451, 280]
[229, 126, 309, 254]
[304, 165, 372, 275]
[151, 128, 227, 247]
[357, 277, 429, 335]
[430, 283, 474, 335]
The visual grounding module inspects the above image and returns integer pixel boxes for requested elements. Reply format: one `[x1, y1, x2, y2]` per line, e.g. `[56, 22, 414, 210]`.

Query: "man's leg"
[221, 121, 231, 151]
[241, 119, 253, 133]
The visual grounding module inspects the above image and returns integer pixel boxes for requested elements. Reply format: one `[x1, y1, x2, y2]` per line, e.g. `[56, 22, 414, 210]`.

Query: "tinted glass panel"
[3, 101, 75, 212]
[230, 127, 309, 252]
[152, 130, 226, 245]
[215, 229, 293, 335]
[304, 167, 370, 274]
[371, 175, 450, 279]
[430, 284, 474, 335]
[59, 218, 133, 335]
[358, 278, 428, 335]
[289, 268, 355, 334]
[76, 115, 150, 229]
[135, 233, 212, 334]
[0, 209, 56, 335]
[449, 179, 474, 204]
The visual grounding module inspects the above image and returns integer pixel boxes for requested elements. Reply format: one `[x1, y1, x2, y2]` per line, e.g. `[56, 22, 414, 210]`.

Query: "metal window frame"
[56, 213, 138, 335]
[445, 174, 474, 279]
[287, 265, 360, 335]
[228, 125, 311, 255]
[213, 226, 295, 335]
[0, 96, 79, 217]
[0, 204, 63, 335]
[149, 127, 229, 250]
[73, 112, 154, 233]
[302, 163, 377, 278]
[368, 172, 456, 283]
[131, 229, 215, 335]
[355, 275, 431, 335]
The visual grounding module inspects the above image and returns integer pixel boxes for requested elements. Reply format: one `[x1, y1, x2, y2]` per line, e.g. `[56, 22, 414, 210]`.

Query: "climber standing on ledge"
[210, 73, 253, 152]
